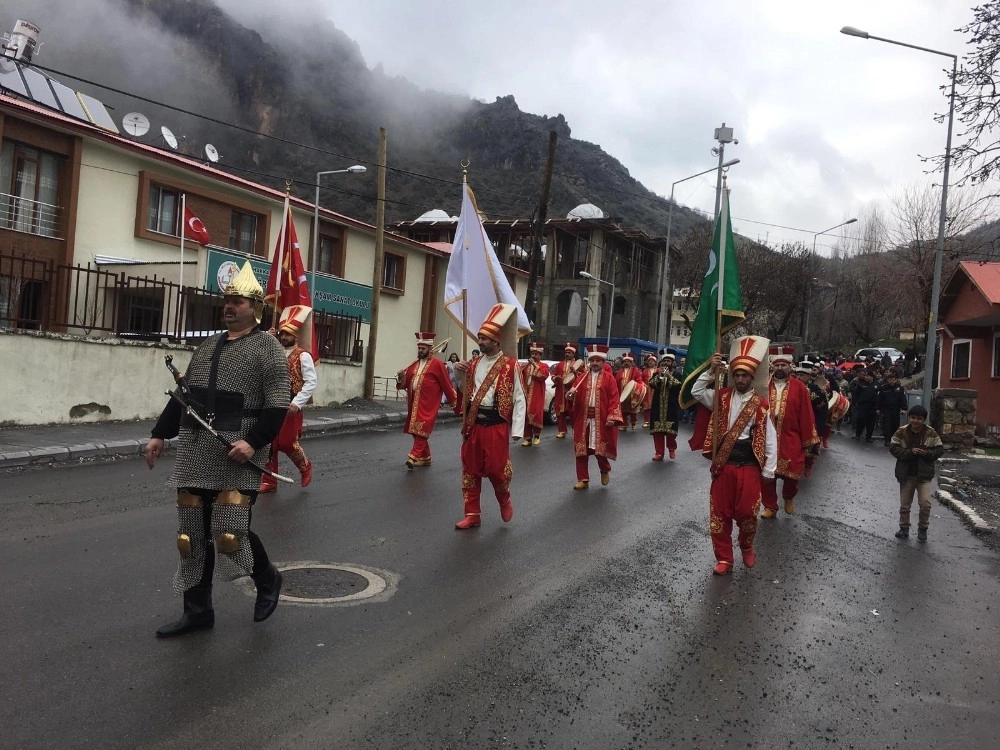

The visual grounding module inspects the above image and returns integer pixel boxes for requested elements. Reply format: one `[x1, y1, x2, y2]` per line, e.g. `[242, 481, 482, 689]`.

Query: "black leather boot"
[156, 586, 214, 638]
[252, 564, 283, 622]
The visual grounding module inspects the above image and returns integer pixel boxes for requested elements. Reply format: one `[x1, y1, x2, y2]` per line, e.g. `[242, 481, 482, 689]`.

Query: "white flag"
[444, 183, 531, 340]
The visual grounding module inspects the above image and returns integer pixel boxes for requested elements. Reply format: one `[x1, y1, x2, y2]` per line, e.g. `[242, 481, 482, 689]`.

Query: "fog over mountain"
[0, 0, 708, 236]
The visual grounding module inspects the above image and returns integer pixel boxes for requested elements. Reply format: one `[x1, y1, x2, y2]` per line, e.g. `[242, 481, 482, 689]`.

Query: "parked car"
[518, 359, 559, 424]
[837, 347, 905, 373]
[854, 347, 904, 362]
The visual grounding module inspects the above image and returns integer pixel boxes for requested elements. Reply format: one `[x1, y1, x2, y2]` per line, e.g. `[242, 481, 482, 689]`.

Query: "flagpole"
[179, 193, 186, 343]
[271, 187, 290, 330]
[711, 187, 730, 462]
[462, 162, 469, 361]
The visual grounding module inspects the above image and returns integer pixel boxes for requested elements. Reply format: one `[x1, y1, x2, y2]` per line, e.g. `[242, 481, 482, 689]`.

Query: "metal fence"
[0, 251, 363, 358]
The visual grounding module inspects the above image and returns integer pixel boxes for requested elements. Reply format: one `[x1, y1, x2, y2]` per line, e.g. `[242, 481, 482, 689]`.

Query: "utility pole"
[364, 127, 387, 400]
[522, 131, 558, 356]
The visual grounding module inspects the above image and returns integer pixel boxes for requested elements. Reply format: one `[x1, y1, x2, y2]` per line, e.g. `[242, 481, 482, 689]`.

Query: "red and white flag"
[265, 203, 311, 311]
[183, 206, 211, 246]
[266, 201, 317, 359]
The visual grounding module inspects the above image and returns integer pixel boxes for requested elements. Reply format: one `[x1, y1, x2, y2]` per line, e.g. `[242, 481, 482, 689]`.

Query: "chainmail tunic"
[169, 330, 289, 491]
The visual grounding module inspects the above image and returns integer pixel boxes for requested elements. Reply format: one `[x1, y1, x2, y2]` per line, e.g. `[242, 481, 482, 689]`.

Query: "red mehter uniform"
[397, 331, 457, 469]
[521, 342, 550, 446]
[761, 373, 818, 516]
[455, 304, 527, 530]
[616, 357, 644, 429]
[568, 344, 624, 488]
[261, 304, 317, 493]
[549, 343, 581, 438]
[691, 336, 777, 575]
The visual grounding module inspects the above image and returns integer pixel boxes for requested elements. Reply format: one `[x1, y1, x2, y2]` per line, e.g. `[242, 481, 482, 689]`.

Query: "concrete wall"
[0, 329, 363, 426]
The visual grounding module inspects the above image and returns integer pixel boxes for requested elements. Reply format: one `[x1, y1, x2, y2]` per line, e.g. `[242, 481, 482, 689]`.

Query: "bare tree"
[837, 206, 901, 345]
[946, 1, 1000, 189]
[887, 182, 995, 336]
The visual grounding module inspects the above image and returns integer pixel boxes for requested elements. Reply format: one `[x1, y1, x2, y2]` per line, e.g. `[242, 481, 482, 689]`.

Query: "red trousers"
[269, 410, 309, 473]
[461, 423, 513, 517]
[709, 464, 762, 566]
[576, 452, 612, 481]
[652, 432, 678, 455]
[761, 476, 799, 510]
[525, 423, 542, 439]
[556, 411, 568, 433]
[409, 435, 431, 460]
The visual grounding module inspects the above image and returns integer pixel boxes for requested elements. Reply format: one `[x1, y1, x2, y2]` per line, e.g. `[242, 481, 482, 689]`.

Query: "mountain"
[11, 0, 710, 238]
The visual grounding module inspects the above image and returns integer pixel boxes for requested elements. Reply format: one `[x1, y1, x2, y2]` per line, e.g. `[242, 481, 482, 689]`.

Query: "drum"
[563, 359, 584, 384]
[629, 381, 648, 412]
[619, 379, 636, 404]
[828, 392, 849, 422]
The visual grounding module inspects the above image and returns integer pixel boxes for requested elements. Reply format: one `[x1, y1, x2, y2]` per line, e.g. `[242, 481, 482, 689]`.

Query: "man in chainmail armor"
[145, 262, 289, 638]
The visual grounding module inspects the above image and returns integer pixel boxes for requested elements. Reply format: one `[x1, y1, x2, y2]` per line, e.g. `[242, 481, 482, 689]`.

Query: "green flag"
[679, 189, 745, 408]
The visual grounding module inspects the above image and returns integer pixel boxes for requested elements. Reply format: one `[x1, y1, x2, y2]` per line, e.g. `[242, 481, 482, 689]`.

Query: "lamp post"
[311, 165, 367, 302]
[804, 218, 857, 349]
[841, 25, 957, 412]
[656, 159, 740, 348]
[579, 271, 614, 348]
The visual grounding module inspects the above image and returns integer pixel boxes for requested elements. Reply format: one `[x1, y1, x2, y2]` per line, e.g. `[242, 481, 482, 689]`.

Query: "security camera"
[711, 147, 720, 156]
[733, 139, 739, 145]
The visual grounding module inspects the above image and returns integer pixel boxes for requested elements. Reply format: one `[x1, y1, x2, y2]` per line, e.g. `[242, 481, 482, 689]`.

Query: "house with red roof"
[938, 261, 1000, 437]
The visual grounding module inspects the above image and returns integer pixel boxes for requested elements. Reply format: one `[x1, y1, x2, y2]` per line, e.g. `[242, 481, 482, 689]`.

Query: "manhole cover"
[237, 562, 398, 607]
[282, 567, 371, 599]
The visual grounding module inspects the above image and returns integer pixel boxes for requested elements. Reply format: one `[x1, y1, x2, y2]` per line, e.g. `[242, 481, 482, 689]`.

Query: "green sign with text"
[205, 249, 372, 323]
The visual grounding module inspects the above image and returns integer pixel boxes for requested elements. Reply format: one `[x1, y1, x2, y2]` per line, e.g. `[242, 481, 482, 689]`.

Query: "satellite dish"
[160, 125, 178, 150]
[204, 143, 220, 163]
[121, 112, 150, 137]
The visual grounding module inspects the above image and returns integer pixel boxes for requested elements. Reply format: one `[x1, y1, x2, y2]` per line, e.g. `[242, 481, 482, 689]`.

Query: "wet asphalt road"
[3, 424, 998, 749]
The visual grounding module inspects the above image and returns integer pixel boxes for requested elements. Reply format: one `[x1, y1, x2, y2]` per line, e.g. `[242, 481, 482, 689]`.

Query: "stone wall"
[0, 328, 364, 426]
[932, 388, 977, 446]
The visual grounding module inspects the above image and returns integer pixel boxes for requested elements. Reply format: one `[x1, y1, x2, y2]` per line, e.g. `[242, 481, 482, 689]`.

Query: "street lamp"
[804, 218, 857, 350]
[579, 271, 614, 348]
[841, 25, 957, 412]
[656, 159, 740, 348]
[311, 165, 367, 302]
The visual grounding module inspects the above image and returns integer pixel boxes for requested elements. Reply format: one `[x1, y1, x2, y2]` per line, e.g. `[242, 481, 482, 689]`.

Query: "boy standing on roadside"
[888, 405, 944, 542]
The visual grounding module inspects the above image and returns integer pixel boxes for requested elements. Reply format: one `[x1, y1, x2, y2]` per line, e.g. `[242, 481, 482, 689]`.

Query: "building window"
[119, 288, 164, 336]
[383, 250, 406, 292]
[318, 228, 345, 277]
[613, 295, 626, 315]
[556, 289, 583, 326]
[0, 141, 62, 237]
[993, 334, 1000, 378]
[951, 339, 971, 380]
[146, 184, 179, 236]
[229, 211, 258, 254]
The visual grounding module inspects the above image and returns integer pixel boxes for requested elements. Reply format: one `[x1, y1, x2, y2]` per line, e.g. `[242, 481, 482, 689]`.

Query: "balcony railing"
[0, 192, 62, 239]
[0, 251, 363, 359]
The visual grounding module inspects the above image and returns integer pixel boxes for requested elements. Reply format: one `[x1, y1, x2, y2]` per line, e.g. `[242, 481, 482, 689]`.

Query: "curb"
[936, 487, 994, 533]
[0, 409, 450, 470]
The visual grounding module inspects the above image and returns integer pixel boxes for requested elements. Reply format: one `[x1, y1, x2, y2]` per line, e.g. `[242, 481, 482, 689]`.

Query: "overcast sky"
[302, 0, 975, 255]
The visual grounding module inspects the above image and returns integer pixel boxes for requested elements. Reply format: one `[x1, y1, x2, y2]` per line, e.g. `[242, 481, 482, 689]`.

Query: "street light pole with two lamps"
[841, 25, 957, 412]
[310, 165, 367, 302]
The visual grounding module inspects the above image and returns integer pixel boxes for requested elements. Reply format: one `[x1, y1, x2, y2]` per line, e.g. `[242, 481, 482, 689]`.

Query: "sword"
[163, 357, 295, 484]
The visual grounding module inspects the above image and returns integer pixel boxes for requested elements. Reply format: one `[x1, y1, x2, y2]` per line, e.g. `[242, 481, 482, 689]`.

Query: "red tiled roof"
[960, 261, 1000, 305]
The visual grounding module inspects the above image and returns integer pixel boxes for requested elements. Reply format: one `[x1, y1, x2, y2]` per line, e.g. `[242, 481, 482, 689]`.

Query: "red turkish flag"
[266, 204, 318, 359]
[183, 206, 211, 246]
